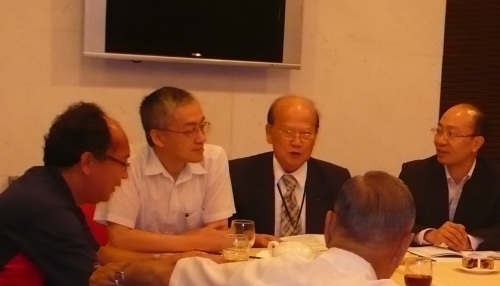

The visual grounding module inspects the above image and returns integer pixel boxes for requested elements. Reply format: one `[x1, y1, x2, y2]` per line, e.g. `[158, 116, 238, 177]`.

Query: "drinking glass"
[230, 219, 256, 247]
[404, 257, 433, 286]
[222, 234, 250, 262]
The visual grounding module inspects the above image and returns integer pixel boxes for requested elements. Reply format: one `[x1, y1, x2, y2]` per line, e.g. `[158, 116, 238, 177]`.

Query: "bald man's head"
[267, 95, 320, 131]
[329, 171, 415, 245]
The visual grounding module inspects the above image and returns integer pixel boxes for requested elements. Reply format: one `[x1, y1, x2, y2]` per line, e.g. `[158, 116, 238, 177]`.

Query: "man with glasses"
[95, 86, 235, 254]
[399, 103, 500, 250]
[0, 102, 161, 285]
[229, 95, 350, 245]
[90, 171, 415, 286]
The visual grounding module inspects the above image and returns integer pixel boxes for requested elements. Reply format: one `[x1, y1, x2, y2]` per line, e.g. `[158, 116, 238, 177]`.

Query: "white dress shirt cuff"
[415, 228, 435, 245]
[468, 235, 484, 250]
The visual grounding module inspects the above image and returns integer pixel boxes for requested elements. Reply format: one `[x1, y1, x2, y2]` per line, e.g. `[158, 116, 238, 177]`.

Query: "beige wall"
[0, 0, 446, 190]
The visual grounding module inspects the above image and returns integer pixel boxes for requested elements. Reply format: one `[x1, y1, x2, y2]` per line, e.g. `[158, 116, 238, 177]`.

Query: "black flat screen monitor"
[84, 0, 303, 69]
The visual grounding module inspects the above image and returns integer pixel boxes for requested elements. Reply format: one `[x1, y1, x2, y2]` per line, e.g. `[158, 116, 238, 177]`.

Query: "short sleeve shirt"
[95, 144, 235, 234]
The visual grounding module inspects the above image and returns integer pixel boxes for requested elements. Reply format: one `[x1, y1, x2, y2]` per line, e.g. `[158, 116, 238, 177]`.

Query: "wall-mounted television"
[84, 0, 303, 69]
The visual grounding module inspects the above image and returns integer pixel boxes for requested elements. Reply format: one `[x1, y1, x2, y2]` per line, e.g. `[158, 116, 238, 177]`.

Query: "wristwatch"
[114, 262, 132, 286]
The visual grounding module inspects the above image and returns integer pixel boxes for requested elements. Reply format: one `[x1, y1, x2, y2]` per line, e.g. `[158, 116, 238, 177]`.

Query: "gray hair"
[334, 171, 415, 245]
[139, 86, 196, 146]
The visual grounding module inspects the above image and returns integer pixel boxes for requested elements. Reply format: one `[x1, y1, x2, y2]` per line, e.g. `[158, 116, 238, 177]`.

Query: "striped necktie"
[280, 174, 302, 236]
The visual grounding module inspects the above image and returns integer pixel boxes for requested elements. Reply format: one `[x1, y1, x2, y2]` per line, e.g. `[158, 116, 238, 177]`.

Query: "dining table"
[249, 250, 499, 285]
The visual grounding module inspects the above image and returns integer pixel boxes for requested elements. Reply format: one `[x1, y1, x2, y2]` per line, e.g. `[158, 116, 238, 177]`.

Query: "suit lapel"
[304, 161, 323, 234]
[431, 160, 450, 223]
[257, 153, 277, 234]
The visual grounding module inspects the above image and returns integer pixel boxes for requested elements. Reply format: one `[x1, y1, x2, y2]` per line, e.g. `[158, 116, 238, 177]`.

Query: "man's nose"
[291, 133, 303, 147]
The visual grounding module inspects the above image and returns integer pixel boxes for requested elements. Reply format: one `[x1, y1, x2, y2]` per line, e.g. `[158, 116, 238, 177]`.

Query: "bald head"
[329, 171, 415, 246]
[267, 95, 320, 131]
[442, 104, 486, 136]
[106, 117, 129, 153]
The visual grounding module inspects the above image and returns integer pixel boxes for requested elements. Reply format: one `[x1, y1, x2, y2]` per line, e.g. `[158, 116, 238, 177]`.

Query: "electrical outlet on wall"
[0, 176, 19, 194]
[8, 176, 19, 185]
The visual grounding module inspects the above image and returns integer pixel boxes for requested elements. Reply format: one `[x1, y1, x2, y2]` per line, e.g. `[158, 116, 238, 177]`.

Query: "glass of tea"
[404, 257, 433, 286]
[222, 234, 250, 262]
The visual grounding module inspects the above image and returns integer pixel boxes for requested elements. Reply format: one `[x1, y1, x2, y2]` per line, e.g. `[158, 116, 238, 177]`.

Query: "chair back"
[0, 254, 44, 286]
[81, 204, 108, 246]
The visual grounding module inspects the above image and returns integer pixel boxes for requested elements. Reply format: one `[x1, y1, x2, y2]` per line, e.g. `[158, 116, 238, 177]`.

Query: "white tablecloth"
[250, 235, 500, 286]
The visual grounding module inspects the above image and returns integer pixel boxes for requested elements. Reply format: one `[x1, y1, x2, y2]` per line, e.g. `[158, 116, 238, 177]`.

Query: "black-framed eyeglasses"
[158, 121, 211, 139]
[106, 155, 130, 169]
[431, 128, 479, 140]
[270, 125, 316, 142]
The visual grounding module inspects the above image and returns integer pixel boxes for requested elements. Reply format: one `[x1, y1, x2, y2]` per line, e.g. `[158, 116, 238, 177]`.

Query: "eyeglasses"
[431, 128, 479, 140]
[106, 155, 130, 169]
[158, 121, 211, 139]
[271, 126, 316, 142]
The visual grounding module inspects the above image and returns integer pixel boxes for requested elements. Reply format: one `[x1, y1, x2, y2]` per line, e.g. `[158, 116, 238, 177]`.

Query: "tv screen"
[84, 0, 303, 69]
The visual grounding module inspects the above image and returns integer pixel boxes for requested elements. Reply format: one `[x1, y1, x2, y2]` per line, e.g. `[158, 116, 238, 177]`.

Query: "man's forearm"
[97, 246, 169, 265]
[109, 228, 211, 253]
[124, 260, 175, 286]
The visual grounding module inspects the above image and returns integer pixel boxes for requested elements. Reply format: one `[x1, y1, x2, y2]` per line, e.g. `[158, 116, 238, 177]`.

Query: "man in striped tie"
[229, 95, 351, 246]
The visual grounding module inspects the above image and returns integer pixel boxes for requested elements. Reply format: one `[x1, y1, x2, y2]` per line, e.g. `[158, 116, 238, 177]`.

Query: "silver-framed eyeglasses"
[431, 127, 479, 140]
[159, 121, 211, 139]
[271, 126, 316, 142]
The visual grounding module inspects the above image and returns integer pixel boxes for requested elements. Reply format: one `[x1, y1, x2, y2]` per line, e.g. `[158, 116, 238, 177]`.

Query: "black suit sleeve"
[467, 195, 500, 250]
[398, 163, 429, 235]
[340, 168, 351, 185]
[470, 226, 500, 250]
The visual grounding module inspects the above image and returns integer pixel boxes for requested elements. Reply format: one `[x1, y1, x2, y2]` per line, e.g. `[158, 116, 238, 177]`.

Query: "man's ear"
[391, 232, 414, 267]
[150, 130, 165, 148]
[80, 152, 93, 175]
[472, 136, 485, 153]
[324, 210, 336, 247]
[265, 124, 273, 144]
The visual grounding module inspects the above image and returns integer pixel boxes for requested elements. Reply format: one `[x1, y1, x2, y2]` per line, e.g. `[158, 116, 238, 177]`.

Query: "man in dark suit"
[399, 103, 500, 251]
[229, 95, 351, 246]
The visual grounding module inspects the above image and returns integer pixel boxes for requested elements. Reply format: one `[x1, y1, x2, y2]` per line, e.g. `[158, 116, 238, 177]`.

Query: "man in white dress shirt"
[90, 171, 415, 286]
[94, 86, 235, 254]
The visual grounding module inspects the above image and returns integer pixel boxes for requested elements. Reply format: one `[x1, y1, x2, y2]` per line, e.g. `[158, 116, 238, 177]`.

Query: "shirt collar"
[272, 154, 307, 189]
[144, 146, 208, 177]
[321, 247, 378, 280]
[444, 159, 476, 183]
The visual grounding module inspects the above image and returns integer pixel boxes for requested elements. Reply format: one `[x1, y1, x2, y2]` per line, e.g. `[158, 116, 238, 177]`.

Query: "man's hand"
[424, 221, 471, 251]
[253, 233, 280, 248]
[89, 251, 224, 286]
[89, 261, 129, 286]
[183, 224, 229, 252]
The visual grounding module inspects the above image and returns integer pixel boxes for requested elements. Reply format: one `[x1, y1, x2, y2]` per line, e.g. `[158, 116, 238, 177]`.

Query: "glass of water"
[230, 219, 256, 247]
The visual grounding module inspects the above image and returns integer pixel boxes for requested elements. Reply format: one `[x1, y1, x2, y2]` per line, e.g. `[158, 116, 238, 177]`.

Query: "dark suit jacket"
[399, 155, 500, 250]
[229, 152, 351, 235]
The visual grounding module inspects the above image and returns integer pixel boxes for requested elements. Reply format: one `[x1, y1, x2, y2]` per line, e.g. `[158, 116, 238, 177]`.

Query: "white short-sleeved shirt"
[94, 144, 235, 234]
[170, 248, 398, 286]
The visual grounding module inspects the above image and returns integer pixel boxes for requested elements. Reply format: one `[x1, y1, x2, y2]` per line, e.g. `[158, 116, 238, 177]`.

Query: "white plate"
[457, 266, 499, 274]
